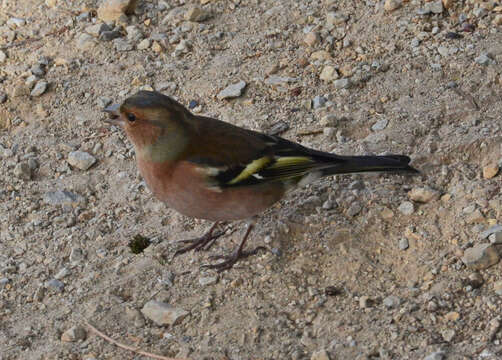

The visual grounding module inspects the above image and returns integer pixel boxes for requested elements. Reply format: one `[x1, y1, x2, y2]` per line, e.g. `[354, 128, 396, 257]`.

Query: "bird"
[104, 90, 419, 271]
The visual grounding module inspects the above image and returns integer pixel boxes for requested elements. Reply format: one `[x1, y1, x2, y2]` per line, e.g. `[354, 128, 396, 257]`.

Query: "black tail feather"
[320, 154, 419, 176]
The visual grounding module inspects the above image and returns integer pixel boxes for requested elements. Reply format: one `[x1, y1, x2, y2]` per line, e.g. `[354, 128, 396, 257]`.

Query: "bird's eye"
[126, 113, 136, 122]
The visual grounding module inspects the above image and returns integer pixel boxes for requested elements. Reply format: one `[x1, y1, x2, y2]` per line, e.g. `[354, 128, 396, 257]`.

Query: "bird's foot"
[173, 230, 225, 256]
[201, 246, 267, 272]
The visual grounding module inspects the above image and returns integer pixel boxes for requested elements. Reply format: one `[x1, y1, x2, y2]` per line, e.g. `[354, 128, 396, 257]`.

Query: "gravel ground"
[1, 0, 501, 359]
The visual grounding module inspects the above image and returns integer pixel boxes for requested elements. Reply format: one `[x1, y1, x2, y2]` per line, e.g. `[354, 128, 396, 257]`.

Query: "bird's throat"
[136, 132, 188, 163]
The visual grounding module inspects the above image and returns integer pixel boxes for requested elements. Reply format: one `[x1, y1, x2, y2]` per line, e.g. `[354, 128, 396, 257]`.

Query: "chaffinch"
[104, 90, 418, 271]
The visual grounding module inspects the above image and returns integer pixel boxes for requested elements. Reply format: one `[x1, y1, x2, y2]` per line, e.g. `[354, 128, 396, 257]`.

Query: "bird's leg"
[173, 222, 224, 256]
[201, 222, 267, 272]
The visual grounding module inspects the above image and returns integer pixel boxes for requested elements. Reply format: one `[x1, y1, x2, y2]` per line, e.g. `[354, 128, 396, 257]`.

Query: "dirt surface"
[1, 0, 502, 359]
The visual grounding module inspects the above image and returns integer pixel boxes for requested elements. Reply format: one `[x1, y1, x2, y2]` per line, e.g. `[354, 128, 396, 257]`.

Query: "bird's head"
[104, 90, 191, 162]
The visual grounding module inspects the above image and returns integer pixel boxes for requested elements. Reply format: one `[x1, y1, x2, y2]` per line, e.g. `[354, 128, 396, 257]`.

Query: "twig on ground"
[296, 129, 323, 137]
[84, 320, 189, 360]
[0, 25, 69, 50]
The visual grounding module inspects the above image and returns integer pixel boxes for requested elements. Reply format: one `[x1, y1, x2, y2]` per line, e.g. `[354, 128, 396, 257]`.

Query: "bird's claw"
[173, 230, 224, 257]
[201, 246, 268, 272]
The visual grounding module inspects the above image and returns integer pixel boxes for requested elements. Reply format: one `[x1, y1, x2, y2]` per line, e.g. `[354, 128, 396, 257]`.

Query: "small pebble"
[30, 80, 48, 97]
[398, 201, 414, 215]
[46, 279, 64, 292]
[398, 238, 409, 250]
[408, 187, 440, 203]
[188, 100, 198, 109]
[483, 164, 499, 179]
[61, 326, 87, 342]
[141, 301, 189, 326]
[312, 95, 327, 109]
[383, 295, 400, 309]
[371, 119, 388, 131]
[384, 0, 402, 12]
[67, 151, 97, 170]
[217, 81, 247, 100]
[461, 243, 500, 270]
[199, 276, 218, 286]
[424, 351, 445, 360]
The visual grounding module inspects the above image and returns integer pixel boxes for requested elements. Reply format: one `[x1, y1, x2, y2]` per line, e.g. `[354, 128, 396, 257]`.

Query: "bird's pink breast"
[137, 159, 285, 221]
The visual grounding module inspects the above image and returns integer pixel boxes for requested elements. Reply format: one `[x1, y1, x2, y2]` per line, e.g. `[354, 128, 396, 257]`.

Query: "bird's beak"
[103, 104, 122, 125]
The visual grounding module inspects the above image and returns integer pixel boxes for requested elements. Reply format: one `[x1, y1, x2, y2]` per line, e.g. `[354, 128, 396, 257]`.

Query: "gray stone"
[384, 0, 402, 12]
[30, 80, 48, 97]
[265, 76, 297, 86]
[100, 30, 122, 41]
[410, 38, 420, 48]
[347, 202, 362, 217]
[0, 93, 7, 103]
[126, 25, 143, 42]
[334, 78, 351, 89]
[418, 1, 443, 15]
[489, 232, 502, 244]
[137, 38, 151, 50]
[0, 50, 6, 63]
[44, 191, 85, 206]
[424, 351, 445, 360]
[461, 243, 500, 270]
[479, 225, 502, 239]
[408, 187, 440, 203]
[86, 23, 111, 37]
[383, 295, 400, 309]
[312, 95, 327, 109]
[319, 66, 338, 82]
[13, 162, 32, 180]
[141, 300, 189, 326]
[437, 46, 449, 57]
[441, 329, 455, 342]
[7, 17, 26, 28]
[67, 151, 96, 170]
[97, 97, 112, 108]
[113, 38, 134, 51]
[61, 326, 87, 342]
[217, 80, 247, 100]
[70, 247, 85, 263]
[371, 119, 388, 131]
[25, 75, 39, 89]
[97, 0, 138, 22]
[398, 238, 409, 250]
[474, 54, 494, 65]
[31, 64, 46, 76]
[185, 6, 208, 22]
[398, 201, 414, 215]
[199, 275, 218, 286]
[46, 279, 64, 292]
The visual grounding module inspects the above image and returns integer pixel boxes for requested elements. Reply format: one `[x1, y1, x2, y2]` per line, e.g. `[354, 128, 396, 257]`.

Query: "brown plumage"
[104, 90, 419, 271]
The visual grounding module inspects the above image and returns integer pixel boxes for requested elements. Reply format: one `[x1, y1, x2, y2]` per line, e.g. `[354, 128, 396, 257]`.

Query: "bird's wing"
[184, 115, 339, 190]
